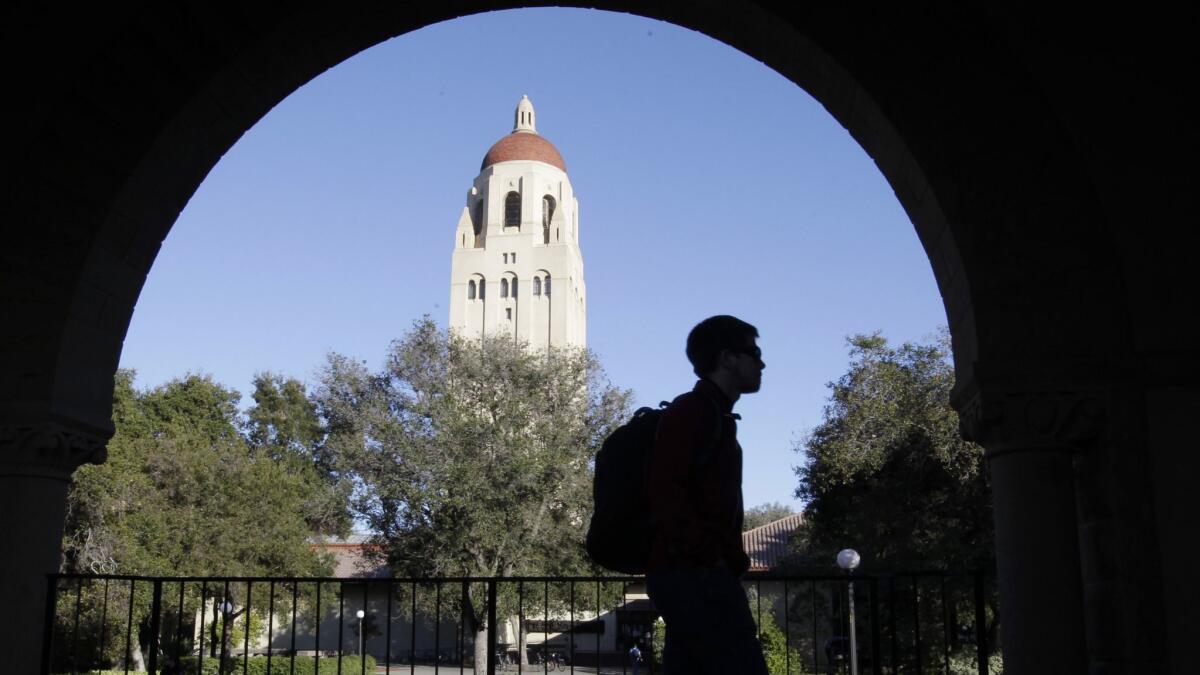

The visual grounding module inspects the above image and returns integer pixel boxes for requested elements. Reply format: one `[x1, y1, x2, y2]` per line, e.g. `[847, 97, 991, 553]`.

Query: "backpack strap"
[691, 392, 731, 476]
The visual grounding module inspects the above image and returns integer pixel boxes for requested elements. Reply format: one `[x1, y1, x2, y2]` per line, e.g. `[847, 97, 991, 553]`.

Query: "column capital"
[0, 423, 108, 480]
[954, 384, 1106, 457]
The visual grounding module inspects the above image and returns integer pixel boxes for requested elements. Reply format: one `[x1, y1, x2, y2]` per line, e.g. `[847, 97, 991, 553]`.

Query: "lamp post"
[218, 600, 234, 664]
[837, 549, 861, 675]
[356, 609, 366, 656]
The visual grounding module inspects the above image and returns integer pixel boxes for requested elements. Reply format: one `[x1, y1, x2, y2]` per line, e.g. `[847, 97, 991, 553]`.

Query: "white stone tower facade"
[448, 96, 586, 349]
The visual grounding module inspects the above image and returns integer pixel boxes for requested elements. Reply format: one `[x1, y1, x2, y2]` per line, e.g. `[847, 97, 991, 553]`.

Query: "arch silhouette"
[1, 4, 1196, 673]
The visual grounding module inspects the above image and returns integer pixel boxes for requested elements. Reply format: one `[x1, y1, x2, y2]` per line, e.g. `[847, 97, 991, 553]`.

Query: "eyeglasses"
[729, 345, 762, 361]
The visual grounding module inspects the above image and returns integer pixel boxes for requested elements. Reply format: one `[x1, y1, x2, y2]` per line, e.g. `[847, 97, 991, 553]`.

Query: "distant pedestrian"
[629, 643, 643, 675]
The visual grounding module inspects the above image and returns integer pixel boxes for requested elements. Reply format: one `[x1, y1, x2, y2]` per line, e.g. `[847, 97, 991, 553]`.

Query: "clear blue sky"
[120, 8, 946, 512]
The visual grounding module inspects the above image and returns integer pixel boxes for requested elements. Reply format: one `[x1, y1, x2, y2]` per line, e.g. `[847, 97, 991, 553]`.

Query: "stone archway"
[3, 4, 1196, 673]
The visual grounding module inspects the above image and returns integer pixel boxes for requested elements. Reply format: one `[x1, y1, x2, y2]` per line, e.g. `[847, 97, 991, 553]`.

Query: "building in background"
[448, 96, 587, 348]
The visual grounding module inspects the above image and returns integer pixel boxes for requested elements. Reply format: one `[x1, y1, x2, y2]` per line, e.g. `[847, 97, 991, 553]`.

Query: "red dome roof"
[481, 132, 566, 172]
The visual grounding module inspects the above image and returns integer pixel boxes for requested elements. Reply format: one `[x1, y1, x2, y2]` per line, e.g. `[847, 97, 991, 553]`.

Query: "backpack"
[586, 397, 722, 575]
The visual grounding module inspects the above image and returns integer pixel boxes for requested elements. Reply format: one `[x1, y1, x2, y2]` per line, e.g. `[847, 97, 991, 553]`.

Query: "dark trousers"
[647, 567, 769, 675]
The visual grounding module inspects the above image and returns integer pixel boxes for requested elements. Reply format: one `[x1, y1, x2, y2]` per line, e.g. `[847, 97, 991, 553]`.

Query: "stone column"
[0, 423, 107, 675]
[958, 387, 1101, 675]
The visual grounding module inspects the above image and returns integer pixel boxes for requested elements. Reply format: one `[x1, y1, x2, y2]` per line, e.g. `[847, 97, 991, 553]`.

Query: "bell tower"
[448, 96, 587, 349]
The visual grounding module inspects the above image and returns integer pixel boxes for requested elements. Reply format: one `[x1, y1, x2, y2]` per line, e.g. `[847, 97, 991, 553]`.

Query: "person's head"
[686, 315, 764, 394]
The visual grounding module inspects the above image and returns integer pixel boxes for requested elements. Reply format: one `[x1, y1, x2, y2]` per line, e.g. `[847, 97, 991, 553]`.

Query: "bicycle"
[496, 649, 516, 671]
[532, 649, 567, 671]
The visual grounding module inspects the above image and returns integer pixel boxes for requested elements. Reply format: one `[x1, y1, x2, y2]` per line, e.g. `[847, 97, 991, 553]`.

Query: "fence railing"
[42, 571, 997, 675]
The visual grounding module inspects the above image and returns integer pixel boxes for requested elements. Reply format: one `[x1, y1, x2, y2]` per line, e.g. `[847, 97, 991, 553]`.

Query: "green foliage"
[754, 610, 801, 675]
[58, 370, 346, 672]
[245, 373, 352, 537]
[316, 317, 631, 579]
[743, 502, 796, 531]
[793, 330, 994, 571]
[651, 600, 800, 675]
[63, 370, 335, 578]
[650, 617, 665, 665]
[315, 317, 631, 662]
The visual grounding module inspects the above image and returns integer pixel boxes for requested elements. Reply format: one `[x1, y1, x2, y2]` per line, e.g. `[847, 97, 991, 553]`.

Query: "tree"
[315, 317, 632, 673]
[792, 330, 998, 658]
[60, 371, 338, 671]
[793, 330, 994, 570]
[245, 372, 352, 536]
[743, 502, 796, 531]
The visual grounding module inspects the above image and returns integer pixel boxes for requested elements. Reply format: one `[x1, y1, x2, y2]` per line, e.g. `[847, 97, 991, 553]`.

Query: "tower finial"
[514, 95, 537, 134]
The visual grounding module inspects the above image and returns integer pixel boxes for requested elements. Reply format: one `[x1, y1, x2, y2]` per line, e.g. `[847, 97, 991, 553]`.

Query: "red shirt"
[647, 379, 749, 574]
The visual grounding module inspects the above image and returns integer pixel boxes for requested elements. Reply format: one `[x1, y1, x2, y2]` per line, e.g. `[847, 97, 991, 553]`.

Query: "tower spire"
[514, 95, 537, 134]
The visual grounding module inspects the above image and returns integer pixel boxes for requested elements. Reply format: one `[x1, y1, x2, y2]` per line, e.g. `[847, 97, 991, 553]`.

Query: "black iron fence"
[42, 571, 998, 675]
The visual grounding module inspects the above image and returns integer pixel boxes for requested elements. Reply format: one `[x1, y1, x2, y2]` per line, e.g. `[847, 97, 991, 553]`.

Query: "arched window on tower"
[504, 192, 521, 229]
[500, 278, 509, 298]
[542, 196, 556, 245]
[472, 202, 484, 248]
[479, 279, 486, 300]
[533, 277, 541, 296]
[511, 278, 518, 299]
[544, 275, 551, 296]
[467, 280, 476, 300]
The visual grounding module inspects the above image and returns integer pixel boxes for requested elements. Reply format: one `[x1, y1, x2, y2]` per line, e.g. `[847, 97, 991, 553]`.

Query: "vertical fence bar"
[487, 579, 497, 675]
[869, 578, 881, 675]
[198, 582, 207, 674]
[940, 576, 950, 675]
[176, 581, 186, 670]
[974, 572, 987, 675]
[435, 582, 442, 675]
[124, 580, 135, 675]
[458, 581, 464, 675]
[315, 581, 323, 672]
[544, 580, 549, 675]
[756, 579, 763, 644]
[783, 579, 790, 675]
[810, 580, 818, 675]
[267, 580, 276, 675]
[71, 577, 83, 675]
[569, 581, 575, 675]
[366, 581, 373, 675]
[411, 581, 418, 675]
[518, 580, 524, 675]
[338, 581, 346, 675]
[243, 581, 252, 675]
[222, 580, 232, 675]
[39, 575, 58, 675]
[386, 580, 394, 675]
[888, 578, 897, 674]
[595, 581, 600, 675]
[99, 578, 110, 667]
[218, 580, 229, 675]
[290, 582, 299, 675]
[912, 578, 921, 674]
[147, 580, 163, 675]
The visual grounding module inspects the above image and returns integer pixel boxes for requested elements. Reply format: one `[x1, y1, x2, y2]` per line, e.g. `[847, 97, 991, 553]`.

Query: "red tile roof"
[742, 513, 804, 571]
[482, 132, 567, 172]
[310, 535, 389, 578]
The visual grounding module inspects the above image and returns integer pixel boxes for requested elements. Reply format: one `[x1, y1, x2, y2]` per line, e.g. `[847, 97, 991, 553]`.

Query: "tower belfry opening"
[449, 96, 586, 349]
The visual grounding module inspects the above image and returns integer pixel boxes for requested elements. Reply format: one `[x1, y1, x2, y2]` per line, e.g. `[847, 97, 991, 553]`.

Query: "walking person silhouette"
[646, 315, 769, 675]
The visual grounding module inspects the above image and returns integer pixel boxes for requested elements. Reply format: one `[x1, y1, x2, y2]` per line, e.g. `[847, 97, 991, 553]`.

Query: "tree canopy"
[62, 370, 341, 578]
[316, 317, 631, 579]
[742, 502, 796, 532]
[315, 317, 632, 670]
[792, 330, 994, 571]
